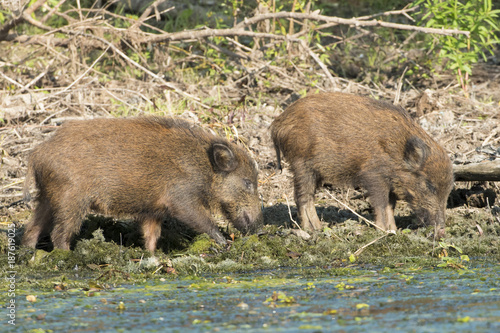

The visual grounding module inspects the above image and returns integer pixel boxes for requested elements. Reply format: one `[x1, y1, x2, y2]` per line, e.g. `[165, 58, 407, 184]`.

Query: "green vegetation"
[413, 0, 500, 93]
[1, 204, 498, 290]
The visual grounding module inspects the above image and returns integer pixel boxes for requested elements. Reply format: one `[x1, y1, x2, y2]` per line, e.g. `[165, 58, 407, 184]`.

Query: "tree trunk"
[453, 160, 500, 181]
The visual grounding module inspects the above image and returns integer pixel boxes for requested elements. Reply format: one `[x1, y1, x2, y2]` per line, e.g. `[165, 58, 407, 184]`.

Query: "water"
[13, 264, 500, 332]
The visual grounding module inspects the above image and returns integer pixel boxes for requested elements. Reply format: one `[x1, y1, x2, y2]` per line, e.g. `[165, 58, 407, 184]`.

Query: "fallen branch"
[0, 71, 24, 89]
[133, 11, 470, 45]
[234, 11, 469, 37]
[130, 0, 174, 30]
[453, 160, 500, 181]
[356, 5, 417, 21]
[20, 59, 55, 93]
[284, 194, 302, 230]
[53, 46, 110, 96]
[0, 3, 471, 46]
[67, 32, 210, 109]
[297, 38, 337, 87]
[0, 2, 472, 113]
[138, 28, 288, 44]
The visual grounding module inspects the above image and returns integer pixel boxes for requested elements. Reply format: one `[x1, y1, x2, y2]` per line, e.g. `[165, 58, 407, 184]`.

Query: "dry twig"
[284, 194, 302, 230]
[353, 233, 391, 256]
[233, 11, 469, 37]
[325, 189, 395, 235]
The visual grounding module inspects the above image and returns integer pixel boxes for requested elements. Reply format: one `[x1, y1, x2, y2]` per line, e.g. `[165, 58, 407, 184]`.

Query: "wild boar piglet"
[271, 92, 454, 232]
[22, 117, 263, 251]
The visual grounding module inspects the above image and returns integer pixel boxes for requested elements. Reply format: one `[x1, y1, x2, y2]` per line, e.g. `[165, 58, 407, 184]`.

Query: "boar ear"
[211, 143, 238, 172]
[404, 136, 429, 171]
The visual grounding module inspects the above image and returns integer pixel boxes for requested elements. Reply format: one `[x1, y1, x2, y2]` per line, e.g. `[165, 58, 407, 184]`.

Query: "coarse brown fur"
[22, 117, 262, 251]
[270, 92, 454, 232]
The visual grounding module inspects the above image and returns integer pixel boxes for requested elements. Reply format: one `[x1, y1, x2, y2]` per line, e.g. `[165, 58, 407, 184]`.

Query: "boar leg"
[22, 196, 53, 248]
[369, 188, 397, 232]
[140, 216, 162, 252]
[388, 191, 397, 230]
[50, 198, 88, 250]
[293, 166, 322, 230]
[173, 204, 227, 245]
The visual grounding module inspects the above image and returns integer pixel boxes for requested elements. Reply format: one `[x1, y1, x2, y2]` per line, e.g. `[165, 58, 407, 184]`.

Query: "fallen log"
[453, 160, 500, 181]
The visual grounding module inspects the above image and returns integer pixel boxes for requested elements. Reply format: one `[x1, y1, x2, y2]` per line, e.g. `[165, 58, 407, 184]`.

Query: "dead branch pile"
[0, 0, 469, 114]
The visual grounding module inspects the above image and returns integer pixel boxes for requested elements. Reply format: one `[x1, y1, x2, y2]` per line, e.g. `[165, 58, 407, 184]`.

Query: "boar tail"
[270, 123, 283, 172]
[274, 144, 283, 172]
[23, 164, 33, 202]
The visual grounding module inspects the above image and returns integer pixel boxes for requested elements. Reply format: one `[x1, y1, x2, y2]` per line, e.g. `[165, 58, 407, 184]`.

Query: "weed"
[413, 0, 500, 93]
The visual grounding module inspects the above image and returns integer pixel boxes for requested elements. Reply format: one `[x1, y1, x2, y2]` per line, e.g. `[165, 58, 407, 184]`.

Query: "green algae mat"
[5, 264, 500, 332]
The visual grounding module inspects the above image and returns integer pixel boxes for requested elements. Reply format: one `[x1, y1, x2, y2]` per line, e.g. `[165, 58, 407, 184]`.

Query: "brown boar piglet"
[271, 92, 453, 233]
[22, 117, 263, 252]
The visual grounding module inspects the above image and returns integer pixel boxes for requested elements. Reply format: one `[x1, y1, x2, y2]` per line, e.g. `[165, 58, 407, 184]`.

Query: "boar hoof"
[212, 231, 228, 246]
[299, 205, 322, 231]
[436, 227, 446, 239]
[302, 219, 322, 231]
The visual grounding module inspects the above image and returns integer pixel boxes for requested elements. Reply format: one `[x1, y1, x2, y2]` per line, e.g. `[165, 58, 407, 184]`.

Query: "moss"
[185, 234, 218, 255]
[171, 255, 214, 275]
[12, 229, 151, 278]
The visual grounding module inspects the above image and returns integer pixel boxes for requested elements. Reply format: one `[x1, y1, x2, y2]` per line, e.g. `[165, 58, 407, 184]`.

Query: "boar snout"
[239, 208, 264, 234]
[210, 142, 263, 236]
[221, 200, 263, 235]
[415, 207, 447, 238]
[415, 208, 444, 227]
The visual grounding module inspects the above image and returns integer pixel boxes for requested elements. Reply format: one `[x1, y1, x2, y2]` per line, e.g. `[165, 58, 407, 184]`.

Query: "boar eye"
[243, 179, 253, 191]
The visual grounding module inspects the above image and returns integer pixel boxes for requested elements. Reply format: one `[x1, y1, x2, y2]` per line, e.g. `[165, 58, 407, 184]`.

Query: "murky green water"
[13, 264, 500, 332]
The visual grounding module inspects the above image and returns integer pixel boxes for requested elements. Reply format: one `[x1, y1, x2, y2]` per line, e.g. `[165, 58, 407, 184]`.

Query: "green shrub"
[413, 0, 500, 92]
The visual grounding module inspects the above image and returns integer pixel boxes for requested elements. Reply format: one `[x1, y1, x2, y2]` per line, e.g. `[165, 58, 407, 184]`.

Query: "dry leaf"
[476, 224, 484, 236]
[165, 267, 177, 275]
[286, 250, 302, 259]
[236, 302, 249, 309]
